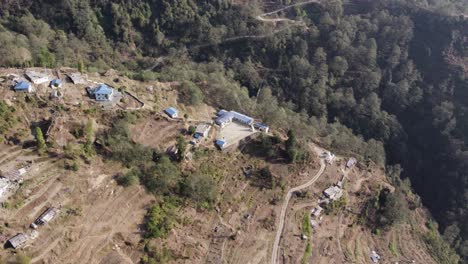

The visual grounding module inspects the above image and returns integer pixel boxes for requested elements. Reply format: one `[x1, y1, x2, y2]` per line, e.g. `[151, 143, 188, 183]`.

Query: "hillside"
[0, 68, 456, 264]
[0, 0, 467, 263]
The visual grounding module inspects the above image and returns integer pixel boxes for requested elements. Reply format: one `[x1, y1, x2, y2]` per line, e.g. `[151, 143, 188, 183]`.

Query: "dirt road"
[256, 0, 320, 22]
[270, 145, 326, 264]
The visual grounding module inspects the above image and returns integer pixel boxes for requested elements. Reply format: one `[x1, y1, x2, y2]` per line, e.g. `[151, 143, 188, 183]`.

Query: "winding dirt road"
[271, 145, 326, 264]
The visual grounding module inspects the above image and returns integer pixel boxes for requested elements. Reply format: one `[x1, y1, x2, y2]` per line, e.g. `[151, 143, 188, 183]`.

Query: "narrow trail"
[336, 212, 345, 262]
[257, 0, 320, 21]
[147, 0, 321, 70]
[271, 145, 326, 264]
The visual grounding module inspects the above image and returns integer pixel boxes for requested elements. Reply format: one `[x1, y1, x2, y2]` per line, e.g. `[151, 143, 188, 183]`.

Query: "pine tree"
[35, 127, 46, 155]
[285, 130, 298, 163]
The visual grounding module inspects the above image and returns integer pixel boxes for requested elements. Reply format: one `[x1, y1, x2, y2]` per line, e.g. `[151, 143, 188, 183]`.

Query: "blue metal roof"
[255, 123, 269, 128]
[231, 111, 254, 124]
[216, 110, 254, 125]
[194, 133, 200, 139]
[216, 139, 226, 147]
[50, 79, 62, 86]
[217, 109, 228, 116]
[14, 81, 30, 90]
[95, 84, 113, 95]
[165, 107, 178, 116]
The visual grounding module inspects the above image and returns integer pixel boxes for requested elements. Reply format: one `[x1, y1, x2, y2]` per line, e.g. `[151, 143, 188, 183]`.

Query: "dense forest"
[0, 0, 467, 261]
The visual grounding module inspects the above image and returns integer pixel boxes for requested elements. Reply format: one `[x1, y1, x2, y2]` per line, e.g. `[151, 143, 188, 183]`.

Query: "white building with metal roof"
[215, 110, 254, 128]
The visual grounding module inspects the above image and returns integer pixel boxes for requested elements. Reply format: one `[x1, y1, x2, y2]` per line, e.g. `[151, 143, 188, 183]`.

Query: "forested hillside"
[0, 0, 467, 262]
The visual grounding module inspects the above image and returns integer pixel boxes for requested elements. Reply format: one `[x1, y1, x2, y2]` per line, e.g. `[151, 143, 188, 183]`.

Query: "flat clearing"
[217, 122, 257, 148]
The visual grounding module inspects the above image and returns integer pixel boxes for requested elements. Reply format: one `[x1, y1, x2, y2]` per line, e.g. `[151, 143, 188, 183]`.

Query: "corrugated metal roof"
[217, 109, 228, 116]
[36, 207, 58, 223]
[216, 110, 254, 126]
[216, 139, 226, 147]
[95, 84, 113, 95]
[231, 111, 254, 124]
[50, 79, 62, 86]
[7, 233, 28, 249]
[14, 81, 30, 90]
[165, 107, 178, 115]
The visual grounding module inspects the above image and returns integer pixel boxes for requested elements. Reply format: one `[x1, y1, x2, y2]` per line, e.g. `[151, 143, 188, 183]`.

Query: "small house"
[346, 158, 357, 169]
[323, 185, 343, 201]
[92, 84, 114, 101]
[311, 206, 323, 217]
[50, 79, 62, 88]
[25, 70, 50, 84]
[215, 139, 227, 149]
[164, 107, 178, 118]
[66, 73, 87, 84]
[194, 124, 211, 138]
[254, 123, 269, 133]
[31, 207, 59, 229]
[14, 81, 32, 93]
[6, 233, 28, 249]
[2, 167, 26, 183]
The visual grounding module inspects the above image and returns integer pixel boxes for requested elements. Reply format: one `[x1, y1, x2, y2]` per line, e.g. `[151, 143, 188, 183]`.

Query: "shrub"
[178, 80, 204, 106]
[188, 125, 196, 135]
[424, 221, 460, 264]
[145, 202, 176, 239]
[180, 173, 217, 205]
[142, 245, 173, 264]
[116, 170, 140, 187]
[139, 155, 181, 195]
[15, 253, 31, 264]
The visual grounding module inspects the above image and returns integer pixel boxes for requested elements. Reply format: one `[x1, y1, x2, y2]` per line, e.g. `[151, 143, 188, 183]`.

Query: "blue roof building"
[215, 110, 254, 128]
[164, 107, 178, 118]
[14, 81, 32, 93]
[215, 139, 227, 149]
[217, 109, 228, 116]
[254, 123, 269, 133]
[50, 79, 62, 88]
[93, 84, 114, 101]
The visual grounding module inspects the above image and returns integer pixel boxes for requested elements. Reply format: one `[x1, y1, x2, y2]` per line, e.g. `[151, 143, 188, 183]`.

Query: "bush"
[145, 202, 176, 239]
[116, 170, 140, 187]
[103, 119, 152, 166]
[178, 80, 204, 106]
[180, 173, 217, 205]
[285, 130, 298, 163]
[424, 221, 460, 264]
[325, 196, 347, 215]
[188, 125, 196, 135]
[15, 253, 31, 264]
[134, 71, 158, 81]
[250, 166, 277, 189]
[176, 135, 187, 161]
[142, 246, 173, 264]
[64, 160, 79, 171]
[359, 189, 409, 229]
[139, 155, 181, 195]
